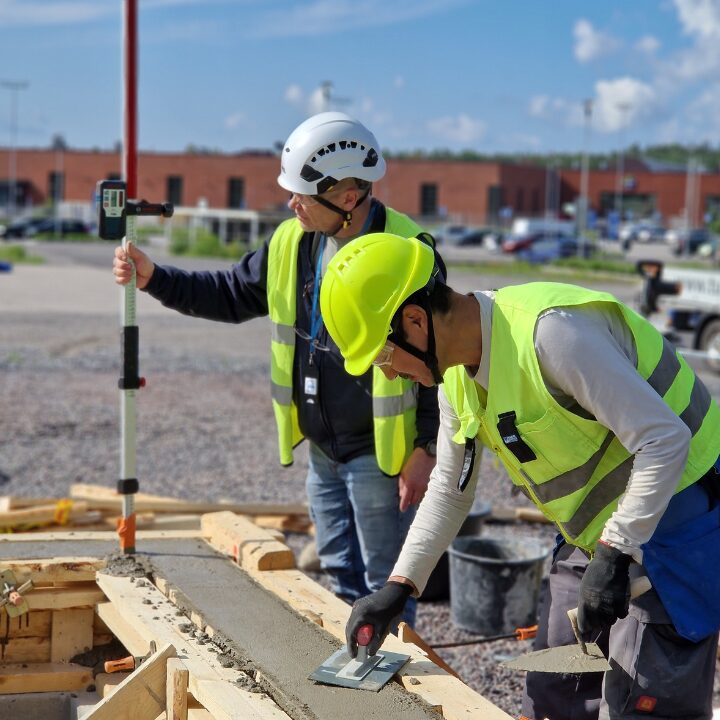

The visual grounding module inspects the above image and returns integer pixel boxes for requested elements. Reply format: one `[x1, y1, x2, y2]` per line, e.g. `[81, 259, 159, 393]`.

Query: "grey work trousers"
[521, 543, 717, 720]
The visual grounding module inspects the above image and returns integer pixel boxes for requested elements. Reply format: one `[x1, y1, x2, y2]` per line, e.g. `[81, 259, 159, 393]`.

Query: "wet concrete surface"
[0, 538, 441, 720]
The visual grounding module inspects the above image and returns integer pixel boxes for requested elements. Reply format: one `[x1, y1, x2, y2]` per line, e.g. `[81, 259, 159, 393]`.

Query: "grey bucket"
[448, 535, 549, 635]
[419, 503, 492, 602]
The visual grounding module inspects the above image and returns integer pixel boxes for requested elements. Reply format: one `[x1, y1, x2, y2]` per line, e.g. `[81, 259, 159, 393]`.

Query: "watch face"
[426, 441, 437, 456]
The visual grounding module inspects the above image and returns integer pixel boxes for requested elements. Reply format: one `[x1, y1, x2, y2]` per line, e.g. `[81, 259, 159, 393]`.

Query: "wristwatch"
[421, 440, 437, 457]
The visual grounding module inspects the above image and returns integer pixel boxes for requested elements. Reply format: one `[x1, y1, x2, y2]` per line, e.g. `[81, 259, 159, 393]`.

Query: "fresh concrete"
[0, 538, 441, 720]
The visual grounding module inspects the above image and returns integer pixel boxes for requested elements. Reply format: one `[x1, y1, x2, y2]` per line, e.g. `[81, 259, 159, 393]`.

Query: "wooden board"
[26, 583, 106, 611]
[96, 573, 292, 720]
[0, 557, 106, 583]
[166, 657, 189, 720]
[0, 662, 92, 694]
[244, 567, 513, 720]
[0, 529, 204, 543]
[201, 512, 295, 571]
[50, 608, 95, 662]
[84, 642, 176, 720]
[71, 483, 307, 517]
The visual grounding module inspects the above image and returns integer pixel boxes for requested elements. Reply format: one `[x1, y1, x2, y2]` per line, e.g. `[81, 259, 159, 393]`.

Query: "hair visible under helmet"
[278, 112, 386, 231]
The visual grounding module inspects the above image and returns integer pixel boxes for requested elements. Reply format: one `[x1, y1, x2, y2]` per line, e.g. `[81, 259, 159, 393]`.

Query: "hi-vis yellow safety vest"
[266, 209, 424, 474]
[443, 282, 720, 551]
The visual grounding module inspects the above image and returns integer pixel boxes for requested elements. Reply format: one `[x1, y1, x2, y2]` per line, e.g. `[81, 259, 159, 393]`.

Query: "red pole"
[123, 0, 137, 198]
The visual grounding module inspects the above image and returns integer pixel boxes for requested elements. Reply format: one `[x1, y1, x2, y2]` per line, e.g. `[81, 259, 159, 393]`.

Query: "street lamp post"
[614, 102, 631, 235]
[0, 79, 29, 220]
[579, 98, 593, 256]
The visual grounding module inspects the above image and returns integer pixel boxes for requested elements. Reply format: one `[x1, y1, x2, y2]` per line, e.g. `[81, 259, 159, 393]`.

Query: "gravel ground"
[2, 249, 718, 717]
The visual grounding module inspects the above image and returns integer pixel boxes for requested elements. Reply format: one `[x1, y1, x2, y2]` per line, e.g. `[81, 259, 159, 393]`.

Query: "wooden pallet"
[0, 513, 512, 719]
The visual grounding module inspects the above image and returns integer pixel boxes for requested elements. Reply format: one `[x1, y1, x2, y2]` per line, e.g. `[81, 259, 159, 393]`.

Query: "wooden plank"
[0, 557, 105, 584]
[96, 601, 152, 658]
[71, 483, 307, 517]
[0, 529, 204, 543]
[5, 609, 51, 638]
[167, 657, 189, 720]
[0, 501, 90, 529]
[246, 568, 513, 720]
[201, 512, 295, 571]
[397, 622, 461, 680]
[84, 642, 176, 720]
[26, 583, 106, 611]
[96, 573, 292, 720]
[253, 515, 313, 534]
[51, 608, 95, 662]
[0, 636, 50, 663]
[187, 710, 213, 720]
[95, 671, 132, 699]
[0, 662, 92, 694]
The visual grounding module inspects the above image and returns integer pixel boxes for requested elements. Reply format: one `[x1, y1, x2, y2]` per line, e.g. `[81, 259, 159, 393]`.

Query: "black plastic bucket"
[418, 503, 491, 602]
[448, 535, 549, 635]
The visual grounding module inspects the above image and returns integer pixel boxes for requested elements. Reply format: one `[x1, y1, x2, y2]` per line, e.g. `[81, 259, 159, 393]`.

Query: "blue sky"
[2, 0, 720, 155]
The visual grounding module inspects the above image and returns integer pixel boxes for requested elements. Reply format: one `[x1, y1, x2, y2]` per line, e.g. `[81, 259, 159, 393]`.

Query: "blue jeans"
[306, 443, 417, 627]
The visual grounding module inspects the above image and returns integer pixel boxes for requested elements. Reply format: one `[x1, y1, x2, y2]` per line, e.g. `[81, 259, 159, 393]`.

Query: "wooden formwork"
[0, 505, 513, 720]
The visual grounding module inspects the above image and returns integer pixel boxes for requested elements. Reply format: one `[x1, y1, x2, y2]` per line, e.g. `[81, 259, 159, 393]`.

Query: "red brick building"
[2, 146, 719, 228]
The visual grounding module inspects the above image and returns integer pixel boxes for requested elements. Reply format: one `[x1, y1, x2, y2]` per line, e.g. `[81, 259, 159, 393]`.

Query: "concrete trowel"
[309, 624, 410, 692]
[502, 575, 652, 674]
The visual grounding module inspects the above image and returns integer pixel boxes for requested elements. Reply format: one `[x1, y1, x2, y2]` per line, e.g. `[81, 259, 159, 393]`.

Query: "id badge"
[304, 366, 319, 404]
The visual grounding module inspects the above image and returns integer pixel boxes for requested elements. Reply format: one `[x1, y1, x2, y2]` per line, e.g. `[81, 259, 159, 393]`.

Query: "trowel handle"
[357, 624, 374, 648]
[567, 575, 652, 654]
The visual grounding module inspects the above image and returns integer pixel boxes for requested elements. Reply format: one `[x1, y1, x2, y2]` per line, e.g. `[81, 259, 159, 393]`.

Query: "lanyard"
[308, 234, 327, 360]
[308, 202, 377, 362]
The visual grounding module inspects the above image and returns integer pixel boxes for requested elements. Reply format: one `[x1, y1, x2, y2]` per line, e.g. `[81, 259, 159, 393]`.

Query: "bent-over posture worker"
[319, 232, 720, 720]
[112, 115, 445, 626]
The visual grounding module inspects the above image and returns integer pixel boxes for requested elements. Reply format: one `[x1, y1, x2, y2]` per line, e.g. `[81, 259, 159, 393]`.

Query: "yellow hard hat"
[320, 233, 436, 376]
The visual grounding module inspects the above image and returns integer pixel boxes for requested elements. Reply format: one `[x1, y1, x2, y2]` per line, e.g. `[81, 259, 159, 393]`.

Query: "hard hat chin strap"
[313, 188, 371, 235]
[389, 297, 443, 386]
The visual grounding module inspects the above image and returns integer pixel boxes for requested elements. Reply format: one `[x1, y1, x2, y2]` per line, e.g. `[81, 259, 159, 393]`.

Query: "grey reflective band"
[271, 382, 293, 405]
[646, 338, 681, 397]
[530, 432, 616, 505]
[373, 386, 417, 418]
[271, 322, 296, 345]
[562, 455, 635, 537]
[679, 377, 712, 436]
[520, 334, 714, 539]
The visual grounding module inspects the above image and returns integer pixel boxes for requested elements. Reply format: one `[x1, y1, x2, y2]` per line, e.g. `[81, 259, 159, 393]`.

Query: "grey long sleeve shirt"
[393, 291, 691, 593]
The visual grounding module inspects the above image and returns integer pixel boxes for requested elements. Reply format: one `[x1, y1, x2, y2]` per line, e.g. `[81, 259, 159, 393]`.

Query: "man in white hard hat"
[112, 113, 445, 625]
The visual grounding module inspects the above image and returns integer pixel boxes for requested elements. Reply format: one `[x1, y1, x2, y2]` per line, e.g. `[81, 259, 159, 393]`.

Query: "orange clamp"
[515, 625, 538, 641]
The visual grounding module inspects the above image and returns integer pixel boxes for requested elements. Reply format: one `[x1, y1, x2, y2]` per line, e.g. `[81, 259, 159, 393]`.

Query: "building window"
[487, 185, 505, 222]
[532, 189, 540, 214]
[228, 177, 245, 209]
[167, 176, 183, 206]
[515, 188, 524, 213]
[420, 183, 438, 216]
[48, 172, 65, 203]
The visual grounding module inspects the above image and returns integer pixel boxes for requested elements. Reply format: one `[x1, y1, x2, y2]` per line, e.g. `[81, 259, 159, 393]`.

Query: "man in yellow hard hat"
[112, 114, 445, 628]
[320, 232, 720, 720]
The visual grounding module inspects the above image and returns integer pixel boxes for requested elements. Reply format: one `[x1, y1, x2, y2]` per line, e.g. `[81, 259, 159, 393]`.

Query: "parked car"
[2, 216, 51, 239]
[35, 218, 91, 237]
[618, 222, 665, 248]
[670, 228, 716, 256]
[516, 235, 594, 263]
[502, 232, 577, 254]
[455, 228, 503, 248]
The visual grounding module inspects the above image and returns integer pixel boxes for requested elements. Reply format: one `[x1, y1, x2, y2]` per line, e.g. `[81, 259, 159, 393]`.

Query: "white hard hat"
[278, 112, 386, 195]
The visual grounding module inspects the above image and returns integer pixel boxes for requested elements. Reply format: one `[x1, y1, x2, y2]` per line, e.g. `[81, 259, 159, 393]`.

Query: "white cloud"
[636, 35, 660, 54]
[674, 0, 720, 39]
[573, 19, 620, 62]
[224, 112, 245, 130]
[426, 114, 485, 144]
[284, 84, 304, 105]
[592, 77, 656, 132]
[0, 0, 111, 25]
[528, 95, 583, 126]
[253, 0, 468, 38]
[307, 87, 327, 115]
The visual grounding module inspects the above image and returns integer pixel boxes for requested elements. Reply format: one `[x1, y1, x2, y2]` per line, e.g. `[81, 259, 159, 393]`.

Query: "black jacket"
[144, 200, 442, 466]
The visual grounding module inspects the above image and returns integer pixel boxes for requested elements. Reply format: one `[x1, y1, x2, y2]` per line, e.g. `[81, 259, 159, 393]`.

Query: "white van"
[510, 217, 575, 238]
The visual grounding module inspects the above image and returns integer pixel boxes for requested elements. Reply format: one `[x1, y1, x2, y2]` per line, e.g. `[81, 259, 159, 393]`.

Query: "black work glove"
[577, 541, 631, 639]
[345, 581, 413, 658]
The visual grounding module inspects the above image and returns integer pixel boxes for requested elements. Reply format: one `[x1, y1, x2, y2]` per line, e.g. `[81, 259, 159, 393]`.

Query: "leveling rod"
[97, 180, 173, 553]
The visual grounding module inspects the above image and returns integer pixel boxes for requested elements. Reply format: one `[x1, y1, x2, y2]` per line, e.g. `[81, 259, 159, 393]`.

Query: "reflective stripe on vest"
[265, 210, 425, 473]
[443, 282, 720, 551]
